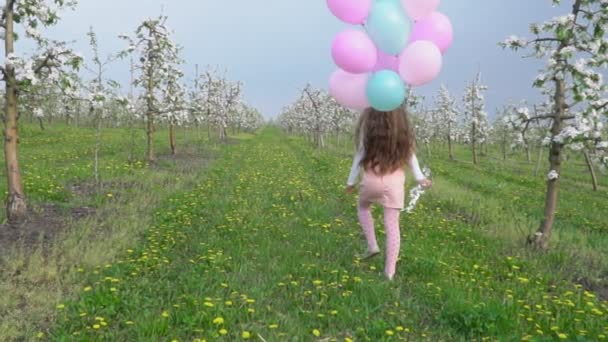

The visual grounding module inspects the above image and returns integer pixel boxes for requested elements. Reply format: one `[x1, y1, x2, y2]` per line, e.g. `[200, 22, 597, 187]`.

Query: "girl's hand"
[417, 179, 433, 189]
[345, 185, 355, 194]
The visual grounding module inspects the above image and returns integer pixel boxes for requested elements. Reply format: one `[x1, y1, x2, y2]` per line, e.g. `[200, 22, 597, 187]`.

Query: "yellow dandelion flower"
[125, 321, 134, 325]
[312, 329, 321, 337]
[204, 302, 214, 307]
[242, 331, 251, 339]
[162, 311, 169, 318]
[93, 324, 101, 329]
[36, 332, 44, 339]
[219, 329, 228, 335]
[558, 333, 568, 339]
[56, 304, 65, 310]
[386, 330, 394, 336]
[225, 300, 233, 306]
[84, 286, 92, 292]
[396, 326, 404, 331]
[213, 317, 224, 325]
[269, 324, 279, 329]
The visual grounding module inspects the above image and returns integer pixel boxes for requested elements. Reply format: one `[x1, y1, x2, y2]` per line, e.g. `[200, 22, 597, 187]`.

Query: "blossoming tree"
[501, 0, 608, 249]
[1, 0, 82, 224]
[463, 72, 490, 165]
[120, 15, 182, 162]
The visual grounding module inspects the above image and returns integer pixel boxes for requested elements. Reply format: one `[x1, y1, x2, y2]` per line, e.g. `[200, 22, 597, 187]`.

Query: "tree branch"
[1, 0, 16, 24]
[520, 114, 575, 123]
[530, 37, 562, 43]
[595, 101, 608, 111]
[33, 50, 72, 75]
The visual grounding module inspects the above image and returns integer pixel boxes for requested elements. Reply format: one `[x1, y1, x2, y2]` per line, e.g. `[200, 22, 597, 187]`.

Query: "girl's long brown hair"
[355, 107, 416, 175]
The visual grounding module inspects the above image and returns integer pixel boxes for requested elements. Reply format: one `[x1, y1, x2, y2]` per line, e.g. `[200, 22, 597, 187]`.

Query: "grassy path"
[50, 129, 607, 341]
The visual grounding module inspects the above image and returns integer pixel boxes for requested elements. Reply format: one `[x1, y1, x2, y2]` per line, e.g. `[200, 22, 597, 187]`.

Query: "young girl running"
[346, 107, 432, 280]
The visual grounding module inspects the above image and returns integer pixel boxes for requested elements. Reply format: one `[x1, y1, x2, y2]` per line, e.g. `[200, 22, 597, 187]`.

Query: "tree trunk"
[65, 107, 71, 126]
[219, 123, 227, 142]
[37, 117, 45, 131]
[472, 122, 478, 165]
[145, 109, 155, 162]
[4, 6, 27, 225]
[336, 128, 341, 149]
[145, 56, 156, 163]
[128, 118, 136, 164]
[531, 78, 566, 250]
[471, 86, 478, 165]
[448, 125, 454, 161]
[170, 122, 177, 155]
[583, 150, 598, 191]
[93, 107, 101, 191]
[502, 133, 507, 161]
[526, 146, 532, 163]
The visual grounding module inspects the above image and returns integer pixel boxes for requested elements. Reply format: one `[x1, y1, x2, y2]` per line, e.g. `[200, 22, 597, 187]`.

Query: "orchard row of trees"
[279, 0, 608, 250]
[277, 84, 357, 148]
[1, 1, 264, 225]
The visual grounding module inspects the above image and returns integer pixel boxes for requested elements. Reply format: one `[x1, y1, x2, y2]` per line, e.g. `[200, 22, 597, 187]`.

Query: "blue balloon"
[366, 70, 407, 111]
[366, 1, 411, 55]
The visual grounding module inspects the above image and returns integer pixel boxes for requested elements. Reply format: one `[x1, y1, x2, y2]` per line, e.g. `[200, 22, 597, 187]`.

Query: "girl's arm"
[347, 147, 364, 186]
[409, 153, 426, 181]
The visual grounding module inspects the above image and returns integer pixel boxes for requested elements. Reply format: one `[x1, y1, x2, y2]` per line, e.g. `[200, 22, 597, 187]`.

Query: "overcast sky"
[14, 1, 571, 118]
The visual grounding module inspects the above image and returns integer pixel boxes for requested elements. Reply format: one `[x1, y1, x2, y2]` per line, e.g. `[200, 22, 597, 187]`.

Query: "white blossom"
[547, 170, 559, 180]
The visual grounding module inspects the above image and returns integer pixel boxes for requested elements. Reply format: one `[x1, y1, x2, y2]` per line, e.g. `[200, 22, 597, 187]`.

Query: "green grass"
[41, 128, 607, 341]
[0, 123, 223, 340]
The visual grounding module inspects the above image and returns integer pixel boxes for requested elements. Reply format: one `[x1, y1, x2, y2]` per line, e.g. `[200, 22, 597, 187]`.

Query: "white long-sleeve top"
[347, 145, 425, 186]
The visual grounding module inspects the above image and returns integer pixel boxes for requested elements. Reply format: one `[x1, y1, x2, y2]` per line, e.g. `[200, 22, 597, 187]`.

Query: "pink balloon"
[398, 40, 442, 86]
[402, 0, 440, 20]
[409, 12, 453, 53]
[327, 0, 372, 25]
[329, 69, 370, 110]
[331, 30, 377, 74]
[373, 49, 399, 72]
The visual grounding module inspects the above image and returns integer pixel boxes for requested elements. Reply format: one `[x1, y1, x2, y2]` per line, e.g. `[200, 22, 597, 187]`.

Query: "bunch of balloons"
[328, 0, 453, 111]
